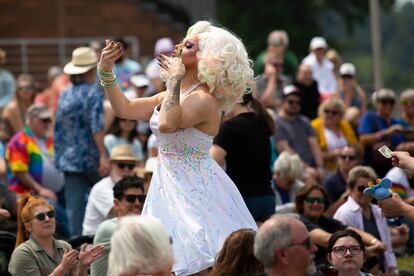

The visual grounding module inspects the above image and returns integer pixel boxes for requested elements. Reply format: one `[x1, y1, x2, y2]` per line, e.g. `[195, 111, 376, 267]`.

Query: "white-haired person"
[272, 151, 305, 214]
[98, 21, 257, 275]
[108, 215, 173, 276]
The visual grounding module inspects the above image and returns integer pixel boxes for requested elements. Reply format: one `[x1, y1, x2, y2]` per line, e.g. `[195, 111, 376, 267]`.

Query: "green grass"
[398, 256, 414, 271]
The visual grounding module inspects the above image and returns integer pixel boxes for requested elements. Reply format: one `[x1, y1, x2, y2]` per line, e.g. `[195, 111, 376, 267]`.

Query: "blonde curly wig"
[161, 21, 254, 113]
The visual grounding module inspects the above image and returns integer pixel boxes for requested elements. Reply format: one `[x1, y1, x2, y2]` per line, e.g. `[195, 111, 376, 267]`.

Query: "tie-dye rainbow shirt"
[6, 126, 53, 194]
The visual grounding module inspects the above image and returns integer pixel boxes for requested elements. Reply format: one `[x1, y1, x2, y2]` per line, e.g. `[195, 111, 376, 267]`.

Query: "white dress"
[142, 91, 257, 276]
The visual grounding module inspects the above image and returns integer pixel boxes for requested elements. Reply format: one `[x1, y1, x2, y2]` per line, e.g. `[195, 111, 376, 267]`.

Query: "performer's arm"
[98, 39, 162, 121]
[157, 56, 217, 133]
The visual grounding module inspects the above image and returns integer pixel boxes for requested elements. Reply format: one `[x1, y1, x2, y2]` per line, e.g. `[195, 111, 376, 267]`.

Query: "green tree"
[217, 0, 394, 59]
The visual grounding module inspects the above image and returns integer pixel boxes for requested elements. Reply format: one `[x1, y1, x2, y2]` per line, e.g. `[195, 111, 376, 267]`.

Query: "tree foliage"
[217, 0, 395, 59]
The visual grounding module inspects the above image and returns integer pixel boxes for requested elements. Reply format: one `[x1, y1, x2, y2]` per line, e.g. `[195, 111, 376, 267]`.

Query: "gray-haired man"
[254, 214, 318, 276]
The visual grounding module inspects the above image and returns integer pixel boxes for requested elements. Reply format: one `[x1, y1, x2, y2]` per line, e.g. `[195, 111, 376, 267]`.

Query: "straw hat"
[110, 144, 137, 162]
[63, 47, 98, 75]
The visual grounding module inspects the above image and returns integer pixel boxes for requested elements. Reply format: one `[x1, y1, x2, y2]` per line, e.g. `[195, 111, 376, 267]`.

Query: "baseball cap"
[130, 75, 150, 88]
[26, 104, 53, 120]
[339, 63, 356, 76]
[283, 85, 302, 98]
[372, 89, 396, 103]
[310, 37, 328, 50]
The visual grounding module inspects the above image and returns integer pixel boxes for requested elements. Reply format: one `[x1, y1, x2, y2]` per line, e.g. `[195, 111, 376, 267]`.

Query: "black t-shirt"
[301, 215, 347, 267]
[213, 112, 273, 197]
[293, 80, 320, 120]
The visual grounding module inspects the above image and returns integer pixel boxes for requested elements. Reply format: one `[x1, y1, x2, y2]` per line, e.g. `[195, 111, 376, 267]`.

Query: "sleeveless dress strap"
[181, 82, 201, 98]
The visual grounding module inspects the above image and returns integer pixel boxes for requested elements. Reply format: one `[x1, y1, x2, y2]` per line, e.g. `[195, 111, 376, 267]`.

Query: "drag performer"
[98, 21, 257, 275]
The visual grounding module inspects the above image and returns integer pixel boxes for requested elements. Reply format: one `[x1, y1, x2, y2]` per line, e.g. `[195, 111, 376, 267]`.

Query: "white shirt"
[323, 127, 348, 150]
[302, 53, 337, 94]
[82, 176, 115, 235]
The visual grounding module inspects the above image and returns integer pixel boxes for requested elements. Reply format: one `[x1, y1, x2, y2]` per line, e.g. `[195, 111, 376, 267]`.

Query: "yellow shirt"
[311, 117, 358, 171]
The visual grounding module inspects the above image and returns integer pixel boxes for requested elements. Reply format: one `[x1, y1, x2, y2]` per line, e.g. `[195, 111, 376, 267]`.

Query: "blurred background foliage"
[216, 0, 414, 93]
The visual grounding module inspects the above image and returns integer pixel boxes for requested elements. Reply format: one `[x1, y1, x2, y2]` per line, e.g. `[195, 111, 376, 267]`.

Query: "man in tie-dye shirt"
[6, 104, 57, 199]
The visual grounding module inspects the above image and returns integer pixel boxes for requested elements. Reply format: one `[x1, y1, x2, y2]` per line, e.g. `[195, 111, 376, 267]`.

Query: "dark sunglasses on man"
[339, 154, 356, 161]
[122, 194, 146, 204]
[116, 163, 135, 170]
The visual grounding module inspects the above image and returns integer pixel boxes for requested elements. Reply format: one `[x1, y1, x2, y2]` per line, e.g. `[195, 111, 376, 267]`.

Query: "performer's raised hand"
[98, 39, 122, 71]
[157, 54, 185, 80]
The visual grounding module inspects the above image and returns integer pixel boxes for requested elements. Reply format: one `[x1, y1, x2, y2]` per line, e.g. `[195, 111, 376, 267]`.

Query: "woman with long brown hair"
[8, 195, 104, 276]
[210, 229, 263, 276]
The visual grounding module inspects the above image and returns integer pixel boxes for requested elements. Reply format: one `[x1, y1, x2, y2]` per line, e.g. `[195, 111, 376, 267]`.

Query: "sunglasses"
[40, 118, 52, 124]
[357, 185, 368, 193]
[402, 99, 414, 106]
[379, 99, 395, 105]
[287, 100, 301, 106]
[305, 197, 325, 204]
[339, 154, 356, 161]
[341, 75, 354, 79]
[33, 210, 55, 221]
[324, 109, 339, 116]
[271, 63, 284, 68]
[119, 118, 134, 122]
[17, 85, 33, 91]
[122, 194, 146, 203]
[332, 246, 361, 257]
[116, 163, 135, 170]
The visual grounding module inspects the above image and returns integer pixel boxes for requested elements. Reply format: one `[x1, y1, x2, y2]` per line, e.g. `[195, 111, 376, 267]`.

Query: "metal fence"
[0, 36, 139, 87]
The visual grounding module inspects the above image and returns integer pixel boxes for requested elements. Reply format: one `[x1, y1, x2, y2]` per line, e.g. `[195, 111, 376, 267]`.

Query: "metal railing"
[0, 36, 139, 85]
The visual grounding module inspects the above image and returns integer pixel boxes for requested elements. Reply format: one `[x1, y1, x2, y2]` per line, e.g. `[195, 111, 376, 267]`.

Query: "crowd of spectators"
[0, 28, 413, 276]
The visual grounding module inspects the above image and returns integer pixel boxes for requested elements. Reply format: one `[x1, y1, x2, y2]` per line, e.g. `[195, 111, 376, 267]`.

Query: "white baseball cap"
[283, 85, 302, 98]
[310, 37, 328, 50]
[130, 75, 150, 88]
[339, 63, 356, 76]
